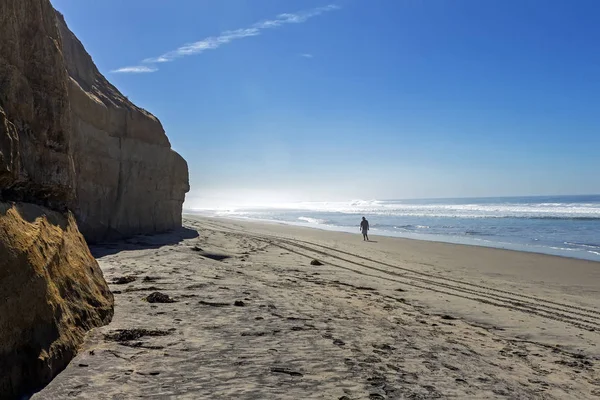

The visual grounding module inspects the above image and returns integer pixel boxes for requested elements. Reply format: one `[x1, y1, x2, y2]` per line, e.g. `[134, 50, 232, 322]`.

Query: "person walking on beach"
[360, 216, 370, 241]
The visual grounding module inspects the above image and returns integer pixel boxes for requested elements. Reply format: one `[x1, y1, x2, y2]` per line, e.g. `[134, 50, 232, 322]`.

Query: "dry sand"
[34, 216, 600, 399]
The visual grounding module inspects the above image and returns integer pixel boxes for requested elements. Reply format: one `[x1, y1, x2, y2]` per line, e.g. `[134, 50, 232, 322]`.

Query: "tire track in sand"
[193, 219, 600, 333]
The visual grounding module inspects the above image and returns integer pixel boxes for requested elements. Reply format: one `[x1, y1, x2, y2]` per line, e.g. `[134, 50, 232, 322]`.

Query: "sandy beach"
[35, 216, 600, 399]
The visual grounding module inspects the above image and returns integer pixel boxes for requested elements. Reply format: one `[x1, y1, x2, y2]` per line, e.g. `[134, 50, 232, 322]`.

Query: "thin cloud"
[111, 65, 158, 74]
[115, 4, 340, 70]
[300, 53, 314, 58]
[143, 28, 261, 63]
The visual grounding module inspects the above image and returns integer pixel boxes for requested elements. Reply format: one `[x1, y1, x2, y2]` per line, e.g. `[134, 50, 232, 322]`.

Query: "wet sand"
[35, 216, 600, 399]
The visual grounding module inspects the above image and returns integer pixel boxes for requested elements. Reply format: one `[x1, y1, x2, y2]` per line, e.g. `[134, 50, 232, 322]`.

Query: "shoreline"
[35, 216, 600, 399]
[187, 213, 600, 263]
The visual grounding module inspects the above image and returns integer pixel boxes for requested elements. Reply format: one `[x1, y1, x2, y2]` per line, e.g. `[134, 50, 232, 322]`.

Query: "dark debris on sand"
[112, 275, 136, 285]
[145, 292, 177, 303]
[125, 286, 163, 293]
[199, 300, 231, 307]
[104, 329, 172, 342]
[310, 259, 324, 266]
[440, 315, 457, 320]
[270, 367, 303, 377]
[201, 252, 231, 261]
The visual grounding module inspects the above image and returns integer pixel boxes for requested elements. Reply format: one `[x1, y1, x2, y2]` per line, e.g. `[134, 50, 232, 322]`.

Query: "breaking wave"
[283, 199, 600, 220]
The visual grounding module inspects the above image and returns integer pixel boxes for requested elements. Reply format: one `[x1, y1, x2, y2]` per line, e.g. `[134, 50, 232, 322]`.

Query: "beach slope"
[35, 216, 600, 399]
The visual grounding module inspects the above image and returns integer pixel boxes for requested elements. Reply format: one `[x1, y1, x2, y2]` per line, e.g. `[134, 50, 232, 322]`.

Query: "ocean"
[188, 195, 600, 262]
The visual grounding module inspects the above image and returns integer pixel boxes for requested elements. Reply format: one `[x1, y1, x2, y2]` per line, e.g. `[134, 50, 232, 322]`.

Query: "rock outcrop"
[0, 202, 114, 398]
[57, 13, 189, 243]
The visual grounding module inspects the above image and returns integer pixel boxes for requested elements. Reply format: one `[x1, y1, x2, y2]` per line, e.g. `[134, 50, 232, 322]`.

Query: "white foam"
[564, 242, 600, 249]
[271, 199, 600, 219]
[189, 197, 600, 221]
[297, 216, 327, 225]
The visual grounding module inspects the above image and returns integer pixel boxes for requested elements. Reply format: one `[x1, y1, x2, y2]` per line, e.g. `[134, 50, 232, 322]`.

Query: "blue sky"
[52, 0, 600, 207]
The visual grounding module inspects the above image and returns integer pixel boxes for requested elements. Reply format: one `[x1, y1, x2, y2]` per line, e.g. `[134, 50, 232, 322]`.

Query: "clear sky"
[52, 0, 600, 208]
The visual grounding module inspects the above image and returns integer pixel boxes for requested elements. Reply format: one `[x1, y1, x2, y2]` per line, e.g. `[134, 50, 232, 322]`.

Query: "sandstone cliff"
[0, 0, 75, 210]
[57, 13, 190, 243]
[0, 2, 115, 397]
[0, 0, 188, 397]
[0, 202, 114, 398]
[0, 2, 189, 241]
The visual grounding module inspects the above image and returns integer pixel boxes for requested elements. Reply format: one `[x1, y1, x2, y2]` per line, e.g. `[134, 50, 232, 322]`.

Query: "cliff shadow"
[90, 227, 199, 258]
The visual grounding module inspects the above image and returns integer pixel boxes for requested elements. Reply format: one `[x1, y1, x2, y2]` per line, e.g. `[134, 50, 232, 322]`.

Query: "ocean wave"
[564, 242, 600, 249]
[465, 230, 495, 237]
[369, 223, 396, 228]
[339, 212, 600, 221]
[214, 210, 252, 216]
[394, 224, 415, 230]
[392, 224, 430, 230]
[271, 199, 600, 220]
[525, 216, 600, 221]
[549, 246, 578, 251]
[297, 216, 328, 225]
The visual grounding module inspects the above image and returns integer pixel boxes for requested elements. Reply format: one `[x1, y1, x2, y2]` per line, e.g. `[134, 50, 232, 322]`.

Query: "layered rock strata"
[57, 13, 189, 242]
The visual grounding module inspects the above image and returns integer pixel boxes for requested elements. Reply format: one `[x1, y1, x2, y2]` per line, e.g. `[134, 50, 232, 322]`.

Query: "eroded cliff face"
[0, 203, 114, 398]
[0, 0, 75, 209]
[0, 2, 116, 398]
[0, 0, 188, 397]
[0, 3, 188, 240]
[57, 13, 189, 243]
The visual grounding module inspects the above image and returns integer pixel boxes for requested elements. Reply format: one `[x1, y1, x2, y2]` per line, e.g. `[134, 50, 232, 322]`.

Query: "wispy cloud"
[300, 53, 314, 58]
[111, 65, 158, 74]
[143, 27, 262, 64]
[112, 4, 339, 73]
